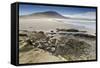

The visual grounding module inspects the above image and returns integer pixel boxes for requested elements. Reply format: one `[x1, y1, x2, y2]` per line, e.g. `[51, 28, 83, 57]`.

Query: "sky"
[19, 4, 96, 19]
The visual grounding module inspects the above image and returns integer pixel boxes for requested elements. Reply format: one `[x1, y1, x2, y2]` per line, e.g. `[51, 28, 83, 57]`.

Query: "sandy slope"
[19, 48, 66, 64]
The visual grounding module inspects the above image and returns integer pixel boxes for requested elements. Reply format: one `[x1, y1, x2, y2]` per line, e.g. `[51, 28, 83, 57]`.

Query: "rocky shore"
[19, 29, 96, 64]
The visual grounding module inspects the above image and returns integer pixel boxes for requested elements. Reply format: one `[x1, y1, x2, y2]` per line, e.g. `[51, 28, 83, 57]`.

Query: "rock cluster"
[19, 30, 92, 60]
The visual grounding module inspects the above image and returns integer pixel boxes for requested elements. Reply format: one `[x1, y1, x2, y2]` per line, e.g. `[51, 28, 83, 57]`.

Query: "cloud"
[64, 11, 96, 19]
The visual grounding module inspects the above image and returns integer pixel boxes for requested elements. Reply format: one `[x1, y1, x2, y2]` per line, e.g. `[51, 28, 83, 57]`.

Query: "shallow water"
[59, 19, 96, 30]
[58, 19, 96, 30]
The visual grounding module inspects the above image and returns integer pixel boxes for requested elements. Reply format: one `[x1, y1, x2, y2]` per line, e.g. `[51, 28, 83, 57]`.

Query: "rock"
[56, 28, 79, 32]
[51, 47, 56, 52]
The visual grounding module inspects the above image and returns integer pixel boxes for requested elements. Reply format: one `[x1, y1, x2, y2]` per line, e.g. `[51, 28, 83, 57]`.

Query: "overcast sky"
[19, 4, 96, 19]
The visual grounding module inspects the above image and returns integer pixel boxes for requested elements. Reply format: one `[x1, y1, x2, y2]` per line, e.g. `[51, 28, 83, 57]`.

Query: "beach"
[19, 17, 96, 64]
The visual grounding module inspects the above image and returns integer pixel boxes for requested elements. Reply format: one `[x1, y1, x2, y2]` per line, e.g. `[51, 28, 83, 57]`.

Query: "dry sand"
[19, 18, 95, 35]
[19, 48, 66, 64]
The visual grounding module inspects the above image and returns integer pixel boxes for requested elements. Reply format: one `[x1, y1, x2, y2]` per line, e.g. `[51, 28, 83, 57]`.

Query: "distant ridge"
[19, 11, 68, 19]
[20, 11, 95, 21]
